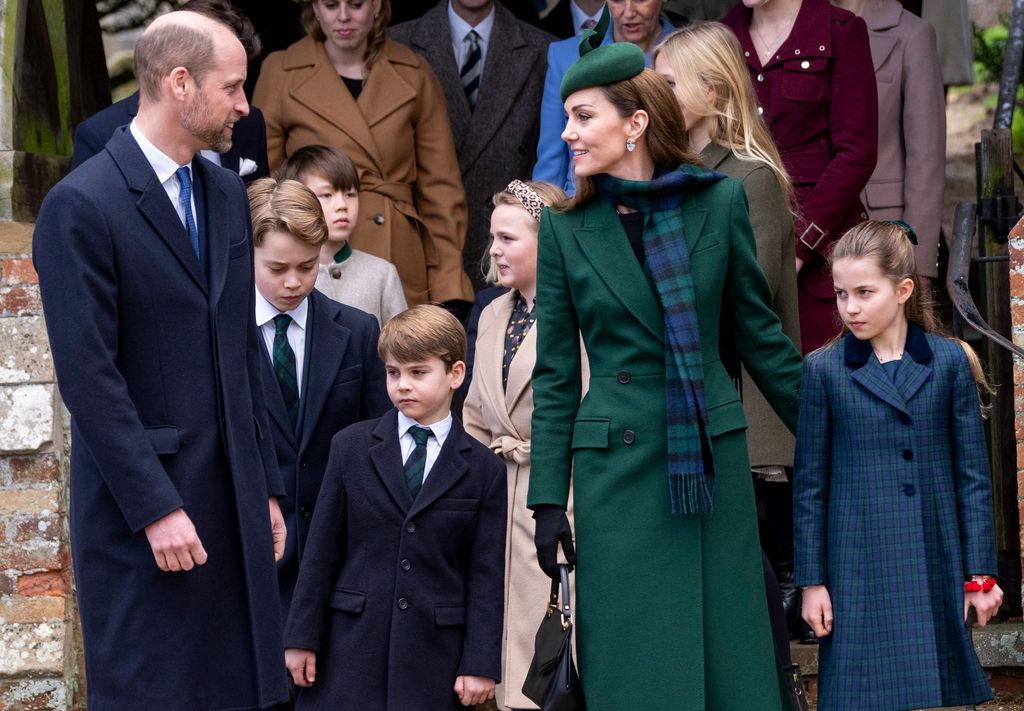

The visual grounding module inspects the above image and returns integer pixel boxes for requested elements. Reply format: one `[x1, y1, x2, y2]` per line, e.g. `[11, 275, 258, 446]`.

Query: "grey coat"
[702, 143, 801, 468]
[390, 4, 553, 291]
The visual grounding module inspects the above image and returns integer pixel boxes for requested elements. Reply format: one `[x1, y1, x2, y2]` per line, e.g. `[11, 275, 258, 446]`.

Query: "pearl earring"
[626, 140, 636, 152]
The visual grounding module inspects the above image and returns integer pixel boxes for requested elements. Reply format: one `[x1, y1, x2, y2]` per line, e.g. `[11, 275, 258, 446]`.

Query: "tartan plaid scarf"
[596, 164, 725, 515]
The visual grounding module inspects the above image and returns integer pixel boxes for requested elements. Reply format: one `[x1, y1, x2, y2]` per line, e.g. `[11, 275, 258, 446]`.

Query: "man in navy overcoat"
[33, 11, 289, 710]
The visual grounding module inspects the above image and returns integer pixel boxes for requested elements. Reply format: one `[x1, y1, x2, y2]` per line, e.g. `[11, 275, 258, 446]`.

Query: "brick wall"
[0, 223, 81, 709]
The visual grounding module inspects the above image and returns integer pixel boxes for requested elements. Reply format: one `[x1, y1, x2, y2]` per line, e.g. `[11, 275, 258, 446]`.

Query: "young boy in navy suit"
[248, 178, 390, 622]
[284, 305, 507, 710]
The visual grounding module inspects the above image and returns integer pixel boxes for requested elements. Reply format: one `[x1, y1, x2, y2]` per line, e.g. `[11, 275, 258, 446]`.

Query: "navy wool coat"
[33, 128, 288, 710]
[794, 326, 995, 710]
[262, 288, 390, 620]
[285, 411, 507, 711]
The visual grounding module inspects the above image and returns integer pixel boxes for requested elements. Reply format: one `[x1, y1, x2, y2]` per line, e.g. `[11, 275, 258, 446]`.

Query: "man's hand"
[269, 497, 286, 561]
[801, 584, 833, 638]
[285, 648, 316, 687]
[144, 508, 207, 572]
[454, 675, 495, 706]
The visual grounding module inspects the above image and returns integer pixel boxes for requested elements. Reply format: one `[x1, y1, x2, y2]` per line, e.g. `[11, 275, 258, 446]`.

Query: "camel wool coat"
[462, 292, 586, 710]
[254, 37, 473, 306]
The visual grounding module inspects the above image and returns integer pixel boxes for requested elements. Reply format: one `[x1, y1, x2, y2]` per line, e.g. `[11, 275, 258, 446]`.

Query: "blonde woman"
[655, 22, 809, 708]
[462, 180, 582, 711]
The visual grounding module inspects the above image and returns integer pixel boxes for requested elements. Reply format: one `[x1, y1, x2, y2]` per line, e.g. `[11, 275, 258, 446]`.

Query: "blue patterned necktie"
[460, 29, 482, 110]
[174, 166, 201, 260]
[404, 426, 433, 500]
[272, 314, 300, 430]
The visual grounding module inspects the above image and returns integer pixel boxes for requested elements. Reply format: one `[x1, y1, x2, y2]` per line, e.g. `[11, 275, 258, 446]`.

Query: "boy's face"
[384, 355, 465, 425]
[302, 172, 359, 244]
[254, 229, 320, 312]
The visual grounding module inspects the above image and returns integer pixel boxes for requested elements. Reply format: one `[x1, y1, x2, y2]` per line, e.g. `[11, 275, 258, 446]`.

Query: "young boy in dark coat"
[284, 305, 507, 710]
[248, 178, 390, 621]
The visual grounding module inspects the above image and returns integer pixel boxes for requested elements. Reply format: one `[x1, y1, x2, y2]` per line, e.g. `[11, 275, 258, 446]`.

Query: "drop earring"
[626, 139, 636, 153]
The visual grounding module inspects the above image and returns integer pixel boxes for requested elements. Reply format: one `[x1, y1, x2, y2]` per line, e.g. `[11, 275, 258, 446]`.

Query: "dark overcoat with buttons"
[260, 289, 390, 622]
[285, 410, 507, 711]
[33, 128, 288, 710]
[794, 327, 995, 710]
[528, 177, 803, 710]
[723, 0, 878, 353]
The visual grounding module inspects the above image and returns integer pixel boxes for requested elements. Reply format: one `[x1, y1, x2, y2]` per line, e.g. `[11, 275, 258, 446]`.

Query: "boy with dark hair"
[284, 305, 507, 710]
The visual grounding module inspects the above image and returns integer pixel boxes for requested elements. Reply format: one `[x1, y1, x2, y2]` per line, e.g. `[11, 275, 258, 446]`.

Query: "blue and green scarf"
[596, 164, 725, 515]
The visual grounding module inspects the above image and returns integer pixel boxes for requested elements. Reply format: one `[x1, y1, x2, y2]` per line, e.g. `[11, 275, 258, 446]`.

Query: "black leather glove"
[532, 504, 576, 580]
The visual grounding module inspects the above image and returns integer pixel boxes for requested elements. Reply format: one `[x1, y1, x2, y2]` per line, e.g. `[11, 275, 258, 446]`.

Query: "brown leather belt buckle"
[799, 222, 826, 252]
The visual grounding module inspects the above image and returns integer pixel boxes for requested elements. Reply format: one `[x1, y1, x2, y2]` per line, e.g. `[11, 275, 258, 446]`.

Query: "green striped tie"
[272, 314, 299, 430]
[404, 426, 433, 500]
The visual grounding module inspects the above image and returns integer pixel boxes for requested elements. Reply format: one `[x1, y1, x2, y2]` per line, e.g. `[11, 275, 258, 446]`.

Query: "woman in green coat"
[527, 21, 803, 710]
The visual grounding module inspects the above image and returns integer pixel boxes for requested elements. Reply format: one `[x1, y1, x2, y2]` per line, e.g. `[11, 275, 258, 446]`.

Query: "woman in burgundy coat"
[723, 0, 877, 353]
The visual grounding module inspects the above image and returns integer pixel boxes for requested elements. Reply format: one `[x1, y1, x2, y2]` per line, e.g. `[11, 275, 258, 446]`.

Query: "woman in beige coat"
[253, 0, 473, 307]
[462, 180, 583, 711]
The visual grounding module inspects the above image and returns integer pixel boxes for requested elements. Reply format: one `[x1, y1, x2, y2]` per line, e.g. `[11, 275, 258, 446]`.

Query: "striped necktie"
[404, 426, 433, 500]
[174, 166, 201, 260]
[272, 314, 300, 430]
[460, 29, 482, 111]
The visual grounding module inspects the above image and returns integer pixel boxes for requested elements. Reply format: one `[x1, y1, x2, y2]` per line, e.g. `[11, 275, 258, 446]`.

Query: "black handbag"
[522, 564, 586, 710]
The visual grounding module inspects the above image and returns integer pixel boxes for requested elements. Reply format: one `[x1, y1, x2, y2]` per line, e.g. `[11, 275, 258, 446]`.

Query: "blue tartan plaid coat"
[794, 325, 996, 711]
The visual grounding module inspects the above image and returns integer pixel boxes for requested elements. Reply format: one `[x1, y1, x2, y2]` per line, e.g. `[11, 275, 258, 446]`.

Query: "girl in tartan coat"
[794, 220, 1003, 711]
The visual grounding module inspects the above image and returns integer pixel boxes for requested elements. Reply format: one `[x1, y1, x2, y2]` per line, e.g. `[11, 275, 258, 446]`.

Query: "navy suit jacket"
[285, 410, 507, 711]
[33, 126, 287, 709]
[71, 91, 271, 184]
[262, 288, 390, 619]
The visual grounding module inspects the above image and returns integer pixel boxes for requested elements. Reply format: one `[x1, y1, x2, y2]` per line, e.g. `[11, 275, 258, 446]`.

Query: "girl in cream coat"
[462, 180, 585, 710]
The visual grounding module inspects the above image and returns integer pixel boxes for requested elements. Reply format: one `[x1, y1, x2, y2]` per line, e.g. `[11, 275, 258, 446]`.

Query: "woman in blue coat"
[794, 220, 1002, 710]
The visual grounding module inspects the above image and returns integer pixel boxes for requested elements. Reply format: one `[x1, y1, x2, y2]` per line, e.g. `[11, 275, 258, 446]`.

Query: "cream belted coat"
[462, 292, 586, 710]
[254, 37, 473, 305]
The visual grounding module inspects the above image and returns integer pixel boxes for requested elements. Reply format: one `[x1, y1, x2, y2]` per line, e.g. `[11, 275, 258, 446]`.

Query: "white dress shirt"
[449, 1, 496, 76]
[255, 289, 309, 396]
[570, 0, 605, 35]
[397, 410, 453, 485]
[129, 119, 196, 233]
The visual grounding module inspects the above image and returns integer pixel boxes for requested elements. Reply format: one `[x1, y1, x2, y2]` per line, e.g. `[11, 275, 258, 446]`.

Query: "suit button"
[397, 597, 409, 610]
[299, 505, 311, 519]
[757, 73, 764, 82]
[373, 214, 385, 225]
[897, 413, 910, 425]
[405, 522, 416, 533]
[300, 460, 308, 470]
[622, 430, 636, 444]
[400, 559, 411, 571]
[902, 449, 913, 461]
[903, 484, 916, 496]
[617, 371, 631, 384]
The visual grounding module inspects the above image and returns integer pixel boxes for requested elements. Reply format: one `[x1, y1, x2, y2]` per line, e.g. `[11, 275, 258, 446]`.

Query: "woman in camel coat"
[253, 0, 473, 306]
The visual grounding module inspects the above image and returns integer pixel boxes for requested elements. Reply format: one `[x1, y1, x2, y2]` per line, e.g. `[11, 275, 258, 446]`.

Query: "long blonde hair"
[653, 22, 792, 202]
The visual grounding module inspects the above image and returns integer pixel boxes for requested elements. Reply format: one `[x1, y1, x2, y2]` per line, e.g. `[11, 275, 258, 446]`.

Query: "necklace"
[750, 10, 798, 60]
[874, 350, 903, 363]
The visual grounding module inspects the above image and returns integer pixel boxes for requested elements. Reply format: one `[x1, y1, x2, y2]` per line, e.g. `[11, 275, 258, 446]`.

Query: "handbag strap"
[547, 564, 573, 629]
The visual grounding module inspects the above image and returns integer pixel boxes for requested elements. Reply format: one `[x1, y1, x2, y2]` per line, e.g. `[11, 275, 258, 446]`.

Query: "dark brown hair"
[278, 144, 360, 192]
[563, 68, 702, 210]
[378, 305, 466, 371]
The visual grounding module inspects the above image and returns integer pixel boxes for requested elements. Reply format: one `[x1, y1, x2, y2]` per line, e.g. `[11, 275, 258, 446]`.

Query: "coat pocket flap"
[328, 589, 366, 613]
[334, 363, 363, 385]
[706, 401, 747, 438]
[144, 426, 181, 455]
[434, 604, 466, 626]
[571, 418, 610, 449]
[864, 181, 905, 210]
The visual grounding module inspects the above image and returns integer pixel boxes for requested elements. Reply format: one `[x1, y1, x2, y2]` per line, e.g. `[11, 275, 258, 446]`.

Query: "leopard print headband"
[506, 180, 544, 222]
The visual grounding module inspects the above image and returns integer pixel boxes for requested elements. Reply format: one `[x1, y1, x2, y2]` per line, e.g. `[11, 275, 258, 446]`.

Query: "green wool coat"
[528, 177, 803, 710]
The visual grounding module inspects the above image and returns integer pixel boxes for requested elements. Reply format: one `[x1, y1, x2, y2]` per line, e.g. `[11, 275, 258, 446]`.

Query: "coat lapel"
[194, 157, 232, 305]
[298, 297, 350, 455]
[108, 128, 207, 294]
[285, 38, 386, 176]
[572, 200, 664, 341]
[369, 411, 412, 515]
[403, 4, 471, 145]
[360, 44, 420, 134]
[409, 423, 471, 518]
[477, 294, 527, 437]
[863, 0, 900, 72]
[844, 327, 934, 414]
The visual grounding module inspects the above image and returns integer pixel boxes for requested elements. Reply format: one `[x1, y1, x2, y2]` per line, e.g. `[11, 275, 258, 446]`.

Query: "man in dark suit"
[391, 1, 552, 291]
[539, 0, 605, 39]
[71, 0, 270, 184]
[33, 10, 289, 710]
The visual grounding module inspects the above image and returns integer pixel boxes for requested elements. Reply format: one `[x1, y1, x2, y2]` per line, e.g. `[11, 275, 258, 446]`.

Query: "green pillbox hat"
[559, 8, 647, 102]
